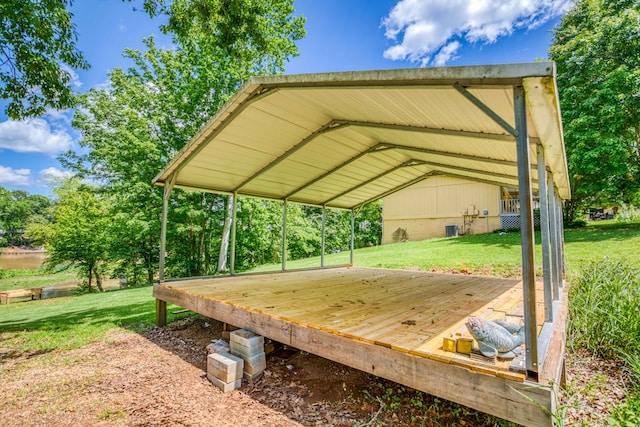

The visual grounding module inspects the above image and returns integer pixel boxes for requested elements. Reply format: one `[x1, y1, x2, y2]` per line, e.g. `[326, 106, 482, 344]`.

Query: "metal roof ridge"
[249, 62, 556, 87]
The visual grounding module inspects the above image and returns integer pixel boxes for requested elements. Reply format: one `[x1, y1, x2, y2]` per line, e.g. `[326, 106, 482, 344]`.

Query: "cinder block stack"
[206, 338, 230, 354]
[230, 329, 266, 382]
[207, 352, 244, 392]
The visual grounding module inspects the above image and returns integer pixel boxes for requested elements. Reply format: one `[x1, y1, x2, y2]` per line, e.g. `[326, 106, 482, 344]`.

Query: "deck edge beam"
[153, 282, 554, 426]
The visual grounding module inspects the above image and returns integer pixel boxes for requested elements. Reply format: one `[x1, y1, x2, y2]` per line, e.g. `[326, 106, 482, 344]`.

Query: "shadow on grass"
[0, 301, 156, 332]
[0, 286, 202, 369]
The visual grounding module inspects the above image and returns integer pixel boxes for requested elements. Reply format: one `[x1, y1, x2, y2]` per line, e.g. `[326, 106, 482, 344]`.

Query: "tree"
[0, 0, 88, 119]
[549, 0, 640, 220]
[36, 179, 111, 292]
[0, 186, 52, 246]
[142, 0, 304, 75]
[0, 0, 304, 119]
[66, 1, 304, 281]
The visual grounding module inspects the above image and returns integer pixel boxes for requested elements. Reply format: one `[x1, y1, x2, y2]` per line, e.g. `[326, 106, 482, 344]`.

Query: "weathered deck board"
[155, 267, 562, 426]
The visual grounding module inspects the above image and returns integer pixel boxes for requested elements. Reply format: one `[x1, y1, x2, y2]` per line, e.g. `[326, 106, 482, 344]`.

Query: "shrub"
[567, 258, 640, 359]
[615, 204, 640, 223]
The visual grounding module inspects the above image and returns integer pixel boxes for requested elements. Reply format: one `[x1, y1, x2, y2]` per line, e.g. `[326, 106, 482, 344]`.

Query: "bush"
[567, 258, 640, 359]
[615, 204, 640, 223]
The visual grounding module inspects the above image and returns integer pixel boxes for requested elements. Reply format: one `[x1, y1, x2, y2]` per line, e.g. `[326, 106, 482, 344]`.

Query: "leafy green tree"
[0, 186, 52, 246]
[355, 200, 382, 248]
[0, 0, 304, 119]
[142, 0, 305, 75]
[66, 1, 304, 281]
[36, 179, 111, 292]
[0, 0, 88, 119]
[549, 0, 640, 220]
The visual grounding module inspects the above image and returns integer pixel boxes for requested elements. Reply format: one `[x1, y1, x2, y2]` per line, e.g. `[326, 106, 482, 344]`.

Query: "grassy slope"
[0, 270, 78, 292]
[1, 221, 638, 423]
[255, 221, 640, 277]
[0, 287, 188, 355]
[2, 222, 639, 354]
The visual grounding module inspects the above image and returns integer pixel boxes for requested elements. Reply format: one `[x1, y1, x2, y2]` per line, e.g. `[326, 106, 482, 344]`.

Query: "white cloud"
[382, 0, 574, 66]
[40, 167, 74, 183]
[434, 41, 462, 66]
[0, 118, 74, 155]
[60, 64, 83, 89]
[0, 165, 31, 186]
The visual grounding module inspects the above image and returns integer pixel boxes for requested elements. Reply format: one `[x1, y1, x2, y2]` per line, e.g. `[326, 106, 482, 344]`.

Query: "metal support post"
[321, 206, 326, 267]
[514, 85, 539, 376]
[157, 173, 176, 327]
[282, 201, 288, 271]
[230, 193, 238, 275]
[350, 210, 355, 265]
[537, 145, 553, 322]
[548, 181, 561, 298]
[159, 189, 169, 282]
[557, 194, 566, 281]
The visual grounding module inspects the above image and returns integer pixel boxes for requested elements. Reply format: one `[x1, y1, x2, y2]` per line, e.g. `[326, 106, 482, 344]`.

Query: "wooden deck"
[154, 266, 566, 426]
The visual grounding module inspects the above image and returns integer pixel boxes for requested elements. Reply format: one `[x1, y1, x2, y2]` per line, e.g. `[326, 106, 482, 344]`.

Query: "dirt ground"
[0, 316, 631, 426]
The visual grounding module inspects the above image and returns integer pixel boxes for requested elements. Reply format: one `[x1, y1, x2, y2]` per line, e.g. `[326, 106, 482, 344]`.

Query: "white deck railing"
[500, 197, 540, 214]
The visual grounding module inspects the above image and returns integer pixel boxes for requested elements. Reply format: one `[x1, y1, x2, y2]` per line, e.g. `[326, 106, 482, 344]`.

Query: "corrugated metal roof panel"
[154, 63, 570, 208]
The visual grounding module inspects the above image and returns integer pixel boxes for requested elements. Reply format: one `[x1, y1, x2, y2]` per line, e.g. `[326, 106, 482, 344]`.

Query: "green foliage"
[42, 179, 111, 292]
[355, 200, 382, 248]
[550, 0, 640, 220]
[142, 0, 305, 75]
[615, 204, 640, 223]
[567, 258, 640, 359]
[168, 191, 226, 277]
[609, 394, 640, 426]
[0, 0, 89, 118]
[66, 2, 305, 282]
[0, 186, 53, 247]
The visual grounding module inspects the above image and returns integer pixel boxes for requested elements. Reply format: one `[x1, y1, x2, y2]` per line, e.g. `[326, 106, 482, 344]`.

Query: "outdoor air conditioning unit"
[445, 225, 459, 237]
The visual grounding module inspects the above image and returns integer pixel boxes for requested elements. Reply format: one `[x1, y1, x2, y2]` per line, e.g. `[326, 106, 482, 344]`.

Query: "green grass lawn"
[0, 286, 188, 356]
[2, 222, 640, 356]
[254, 221, 640, 277]
[0, 269, 78, 292]
[1, 221, 639, 424]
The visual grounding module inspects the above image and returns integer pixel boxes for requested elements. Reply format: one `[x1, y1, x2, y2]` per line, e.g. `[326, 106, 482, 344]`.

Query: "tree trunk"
[87, 266, 93, 293]
[95, 266, 104, 292]
[217, 194, 234, 274]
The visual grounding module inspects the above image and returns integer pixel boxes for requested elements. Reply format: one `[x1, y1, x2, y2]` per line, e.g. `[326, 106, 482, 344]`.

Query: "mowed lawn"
[1, 221, 639, 355]
[255, 221, 640, 277]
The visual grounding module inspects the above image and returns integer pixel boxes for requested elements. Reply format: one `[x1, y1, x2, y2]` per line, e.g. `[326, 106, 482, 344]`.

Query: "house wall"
[382, 176, 502, 243]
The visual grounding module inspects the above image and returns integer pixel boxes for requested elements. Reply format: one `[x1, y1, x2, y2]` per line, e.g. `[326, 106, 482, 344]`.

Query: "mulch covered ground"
[0, 317, 630, 426]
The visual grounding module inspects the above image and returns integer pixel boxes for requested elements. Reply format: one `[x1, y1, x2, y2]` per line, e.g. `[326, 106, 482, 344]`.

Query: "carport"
[152, 62, 569, 425]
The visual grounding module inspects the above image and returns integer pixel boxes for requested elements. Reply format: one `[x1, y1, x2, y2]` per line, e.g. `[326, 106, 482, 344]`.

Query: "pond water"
[0, 252, 47, 270]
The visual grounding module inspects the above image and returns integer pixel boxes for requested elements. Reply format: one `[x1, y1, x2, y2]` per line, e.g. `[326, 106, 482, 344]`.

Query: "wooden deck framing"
[154, 266, 567, 426]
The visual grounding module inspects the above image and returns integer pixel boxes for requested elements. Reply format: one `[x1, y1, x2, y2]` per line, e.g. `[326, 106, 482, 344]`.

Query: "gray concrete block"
[207, 352, 244, 383]
[230, 329, 264, 351]
[206, 339, 230, 354]
[207, 373, 241, 392]
[230, 339, 264, 358]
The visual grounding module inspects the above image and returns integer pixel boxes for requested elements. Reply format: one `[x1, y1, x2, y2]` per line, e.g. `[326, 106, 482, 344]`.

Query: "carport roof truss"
[153, 62, 570, 209]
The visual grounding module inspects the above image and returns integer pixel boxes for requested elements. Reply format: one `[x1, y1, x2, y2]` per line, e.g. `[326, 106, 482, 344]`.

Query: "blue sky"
[0, 0, 573, 195]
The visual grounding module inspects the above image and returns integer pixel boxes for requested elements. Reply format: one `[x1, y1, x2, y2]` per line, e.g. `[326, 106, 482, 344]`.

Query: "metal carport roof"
[153, 62, 570, 209]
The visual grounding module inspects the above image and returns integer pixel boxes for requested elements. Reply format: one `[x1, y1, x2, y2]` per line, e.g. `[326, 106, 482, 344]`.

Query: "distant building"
[382, 175, 538, 243]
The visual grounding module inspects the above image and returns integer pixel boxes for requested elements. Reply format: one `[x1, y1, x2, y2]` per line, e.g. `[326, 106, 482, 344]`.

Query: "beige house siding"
[382, 176, 502, 243]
